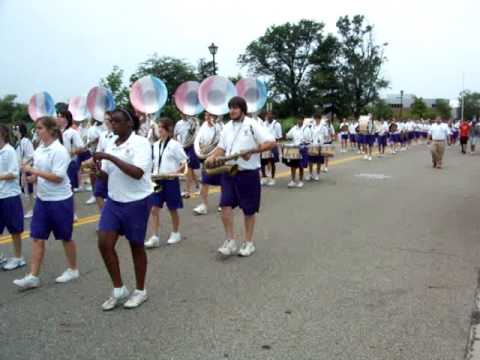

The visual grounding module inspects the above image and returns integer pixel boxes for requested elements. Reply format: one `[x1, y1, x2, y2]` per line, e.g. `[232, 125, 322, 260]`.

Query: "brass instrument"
[151, 164, 188, 193]
[182, 117, 199, 148]
[194, 122, 221, 160]
[204, 149, 256, 176]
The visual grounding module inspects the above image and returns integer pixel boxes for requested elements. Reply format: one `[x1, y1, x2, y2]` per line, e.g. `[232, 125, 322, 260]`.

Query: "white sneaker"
[217, 207, 222, 213]
[167, 232, 182, 245]
[145, 235, 160, 249]
[55, 268, 80, 283]
[218, 239, 237, 256]
[260, 178, 268, 186]
[193, 203, 208, 215]
[102, 286, 130, 311]
[238, 242, 256, 257]
[313, 174, 320, 181]
[267, 179, 276, 186]
[363, 155, 368, 160]
[323, 167, 329, 173]
[74, 214, 79, 222]
[368, 156, 372, 161]
[2, 257, 26, 271]
[24, 210, 33, 219]
[84, 184, 92, 192]
[13, 274, 40, 289]
[297, 181, 304, 188]
[304, 174, 312, 181]
[73, 187, 84, 193]
[288, 180, 296, 188]
[85, 196, 96, 205]
[124, 289, 148, 309]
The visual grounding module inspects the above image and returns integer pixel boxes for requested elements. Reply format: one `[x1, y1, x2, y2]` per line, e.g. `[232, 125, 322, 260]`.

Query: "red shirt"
[459, 123, 471, 137]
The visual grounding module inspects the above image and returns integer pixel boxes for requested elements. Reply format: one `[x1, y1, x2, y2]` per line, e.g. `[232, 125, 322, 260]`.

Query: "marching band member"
[361, 115, 374, 161]
[193, 112, 223, 216]
[206, 97, 275, 257]
[14, 122, 35, 218]
[339, 118, 349, 153]
[458, 118, 471, 154]
[348, 120, 359, 153]
[319, 116, 335, 171]
[84, 118, 104, 205]
[377, 119, 389, 157]
[285, 115, 311, 188]
[0, 125, 26, 271]
[389, 118, 400, 154]
[260, 112, 282, 186]
[93, 112, 116, 210]
[145, 118, 187, 248]
[74, 119, 93, 192]
[308, 115, 324, 181]
[14, 117, 79, 289]
[174, 113, 200, 198]
[93, 109, 153, 310]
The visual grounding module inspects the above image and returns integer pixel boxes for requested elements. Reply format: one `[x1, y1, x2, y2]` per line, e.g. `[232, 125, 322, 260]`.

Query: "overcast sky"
[1, 0, 478, 103]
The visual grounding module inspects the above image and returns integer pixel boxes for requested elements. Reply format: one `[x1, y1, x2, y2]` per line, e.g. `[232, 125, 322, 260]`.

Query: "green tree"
[100, 65, 129, 107]
[366, 99, 393, 119]
[459, 91, 480, 120]
[410, 97, 429, 119]
[196, 58, 216, 80]
[130, 54, 197, 102]
[238, 19, 335, 115]
[335, 15, 389, 117]
[434, 99, 451, 119]
[0, 95, 29, 124]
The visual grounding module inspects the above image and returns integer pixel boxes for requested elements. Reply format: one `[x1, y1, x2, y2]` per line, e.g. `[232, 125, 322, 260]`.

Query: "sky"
[1, 0, 478, 104]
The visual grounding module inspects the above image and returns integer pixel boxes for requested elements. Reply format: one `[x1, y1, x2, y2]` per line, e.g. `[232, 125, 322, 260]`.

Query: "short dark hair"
[16, 122, 28, 138]
[313, 112, 322, 120]
[57, 110, 73, 129]
[228, 96, 248, 115]
[158, 117, 174, 135]
[0, 125, 11, 144]
[113, 108, 140, 132]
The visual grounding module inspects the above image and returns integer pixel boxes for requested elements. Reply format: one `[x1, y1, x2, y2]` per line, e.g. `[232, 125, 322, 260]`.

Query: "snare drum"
[307, 144, 321, 156]
[281, 144, 301, 160]
[261, 150, 273, 159]
[321, 144, 335, 157]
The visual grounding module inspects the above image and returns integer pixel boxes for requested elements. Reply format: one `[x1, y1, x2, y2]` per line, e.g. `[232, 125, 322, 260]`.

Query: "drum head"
[130, 75, 167, 115]
[235, 78, 267, 113]
[28, 92, 55, 121]
[198, 76, 236, 116]
[174, 81, 203, 116]
[87, 86, 116, 122]
[68, 96, 89, 121]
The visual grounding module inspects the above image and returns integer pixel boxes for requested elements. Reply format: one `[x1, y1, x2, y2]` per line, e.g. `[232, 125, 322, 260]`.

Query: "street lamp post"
[400, 90, 404, 119]
[208, 42, 218, 76]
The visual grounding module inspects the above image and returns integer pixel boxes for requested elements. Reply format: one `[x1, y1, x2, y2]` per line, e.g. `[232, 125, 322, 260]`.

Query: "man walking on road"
[459, 119, 471, 154]
[428, 117, 450, 169]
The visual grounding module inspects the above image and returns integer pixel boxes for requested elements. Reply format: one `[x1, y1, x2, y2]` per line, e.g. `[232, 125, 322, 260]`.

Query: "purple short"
[308, 155, 324, 164]
[0, 195, 24, 235]
[67, 160, 79, 189]
[357, 134, 365, 145]
[150, 179, 183, 210]
[31, 197, 74, 241]
[98, 196, 152, 247]
[341, 134, 349, 140]
[350, 134, 356, 143]
[364, 134, 375, 146]
[76, 150, 92, 167]
[220, 170, 261, 216]
[185, 145, 200, 170]
[94, 177, 108, 199]
[377, 135, 388, 147]
[201, 169, 222, 186]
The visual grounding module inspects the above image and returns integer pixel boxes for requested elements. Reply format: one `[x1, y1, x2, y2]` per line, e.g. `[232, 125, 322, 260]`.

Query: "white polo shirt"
[264, 120, 283, 140]
[218, 116, 274, 171]
[429, 123, 450, 141]
[152, 138, 188, 174]
[0, 143, 21, 199]
[87, 124, 104, 152]
[378, 122, 389, 136]
[15, 137, 34, 165]
[33, 140, 72, 201]
[286, 124, 313, 145]
[349, 123, 357, 134]
[97, 131, 117, 153]
[102, 133, 153, 203]
[312, 123, 325, 145]
[62, 127, 84, 160]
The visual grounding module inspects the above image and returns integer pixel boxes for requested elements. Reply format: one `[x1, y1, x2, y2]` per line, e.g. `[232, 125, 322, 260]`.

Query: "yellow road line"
[0, 154, 363, 245]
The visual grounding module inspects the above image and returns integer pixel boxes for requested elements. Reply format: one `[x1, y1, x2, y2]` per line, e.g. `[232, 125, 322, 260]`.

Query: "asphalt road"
[1, 143, 479, 360]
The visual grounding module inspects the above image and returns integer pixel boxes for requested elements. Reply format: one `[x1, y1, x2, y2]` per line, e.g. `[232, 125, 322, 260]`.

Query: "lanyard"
[157, 137, 171, 171]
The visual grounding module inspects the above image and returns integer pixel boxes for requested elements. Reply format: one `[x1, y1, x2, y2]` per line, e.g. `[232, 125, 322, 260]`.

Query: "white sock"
[113, 286, 127, 298]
